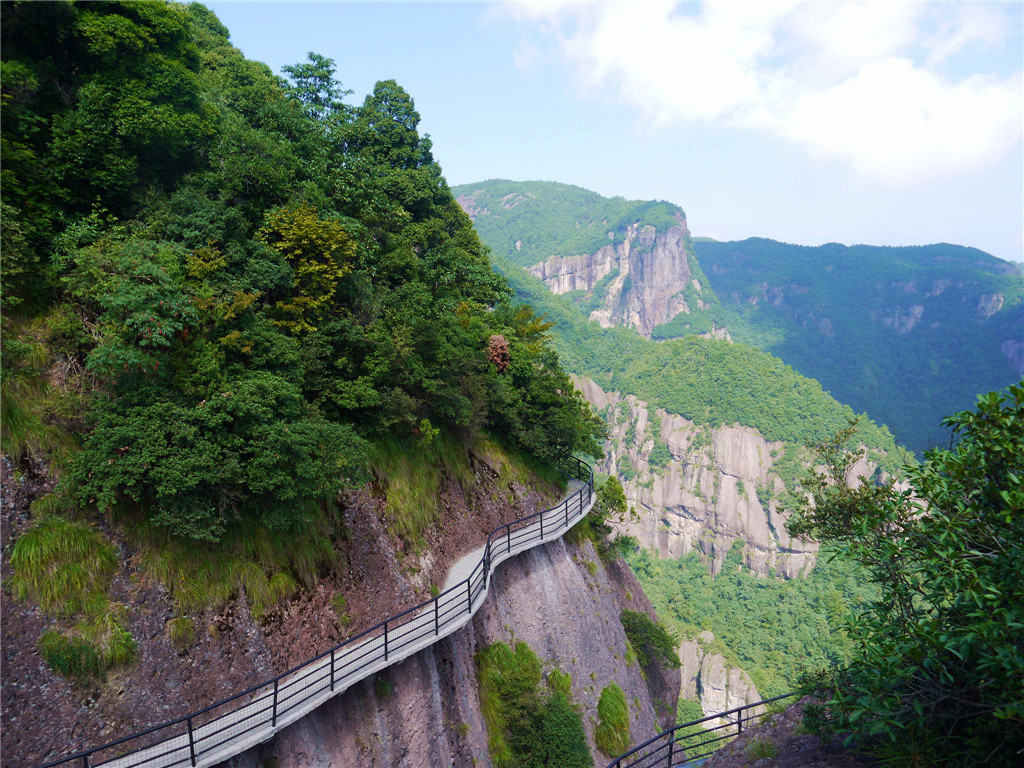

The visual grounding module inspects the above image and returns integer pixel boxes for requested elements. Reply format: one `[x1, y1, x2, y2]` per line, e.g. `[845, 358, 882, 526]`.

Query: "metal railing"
[605, 693, 799, 768]
[38, 453, 594, 768]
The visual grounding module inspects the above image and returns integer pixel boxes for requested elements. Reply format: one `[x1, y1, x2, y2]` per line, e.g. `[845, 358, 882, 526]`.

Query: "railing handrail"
[605, 692, 800, 768]
[36, 451, 594, 768]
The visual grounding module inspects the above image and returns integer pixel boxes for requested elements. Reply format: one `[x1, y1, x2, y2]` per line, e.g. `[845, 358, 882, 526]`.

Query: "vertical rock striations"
[528, 219, 720, 338]
[575, 375, 819, 578]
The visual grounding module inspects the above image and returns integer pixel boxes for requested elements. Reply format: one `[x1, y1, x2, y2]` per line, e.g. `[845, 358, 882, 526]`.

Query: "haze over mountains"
[454, 179, 1024, 455]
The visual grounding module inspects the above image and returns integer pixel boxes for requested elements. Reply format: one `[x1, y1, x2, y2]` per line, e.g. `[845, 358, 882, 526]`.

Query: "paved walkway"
[71, 474, 593, 768]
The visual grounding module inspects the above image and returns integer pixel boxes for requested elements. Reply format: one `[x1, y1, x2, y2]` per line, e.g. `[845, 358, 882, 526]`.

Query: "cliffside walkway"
[40, 454, 594, 768]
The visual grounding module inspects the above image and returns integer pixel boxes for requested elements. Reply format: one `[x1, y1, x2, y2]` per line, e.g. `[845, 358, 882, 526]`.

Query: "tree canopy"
[2, 1, 604, 544]
[789, 385, 1024, 766]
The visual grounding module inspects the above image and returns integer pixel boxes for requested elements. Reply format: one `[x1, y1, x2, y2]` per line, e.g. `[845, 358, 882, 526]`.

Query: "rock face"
[229, 537, 681, 767]
[528, 219, 715, 337]
[574, 376, 819, 578]
[678, 632, 763, 728]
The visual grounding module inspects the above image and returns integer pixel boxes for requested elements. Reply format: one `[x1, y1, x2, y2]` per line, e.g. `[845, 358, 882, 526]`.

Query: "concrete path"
[443, 478, 585, 592]
[67, 473, 593, 768]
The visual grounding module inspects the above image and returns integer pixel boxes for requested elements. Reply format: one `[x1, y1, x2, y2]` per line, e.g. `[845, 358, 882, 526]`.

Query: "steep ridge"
[229, 510, 683, 767]
[456, 180, 728, 340]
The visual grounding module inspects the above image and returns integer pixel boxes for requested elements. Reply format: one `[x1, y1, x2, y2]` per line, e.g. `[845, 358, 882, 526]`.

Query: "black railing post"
[434, 596, 440, 635]
[384, 621, 389, 661]
[466, 577, 472, 610]
[565, 499, 570, 528]
[666, 729, 674, 767]
[188, 716, 197, 766]
[506, 524, 511, 553]
[81, 755, 89, 768]
[737, 713, 742, 735]
[272, 679, 279, 727]
[330, 648, 335, 691]
[540, 512, 544, 540]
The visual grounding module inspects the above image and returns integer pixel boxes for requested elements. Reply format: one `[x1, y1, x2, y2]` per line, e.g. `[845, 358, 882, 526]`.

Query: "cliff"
[2, 448, 679, 768]
[226, 538, 680, 768]
[573, 376, 830, 579]
[528, 220, 714, 338]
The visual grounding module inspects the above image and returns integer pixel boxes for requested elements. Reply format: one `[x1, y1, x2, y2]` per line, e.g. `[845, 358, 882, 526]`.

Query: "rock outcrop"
[229, 537, 681, 767]
[528, 219, 717, 337]
[574, 376, 820, 578]
[677, 632, 763, 727]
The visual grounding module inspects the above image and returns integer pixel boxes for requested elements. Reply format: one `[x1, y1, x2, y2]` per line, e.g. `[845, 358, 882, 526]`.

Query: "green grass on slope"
[492, 252, 904, 473]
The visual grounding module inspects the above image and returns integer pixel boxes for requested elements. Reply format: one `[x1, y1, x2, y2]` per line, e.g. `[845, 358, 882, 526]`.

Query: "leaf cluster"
[2, 4, 605, 547]
[789, 384, 1024, 766]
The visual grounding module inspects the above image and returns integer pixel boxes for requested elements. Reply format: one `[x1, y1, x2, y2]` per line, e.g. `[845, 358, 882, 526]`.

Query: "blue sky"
[207, 1, 1023, 264]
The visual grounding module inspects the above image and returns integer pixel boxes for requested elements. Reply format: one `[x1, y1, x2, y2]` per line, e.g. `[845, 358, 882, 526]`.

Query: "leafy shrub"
[620, 610, 680, 671]
[39, 600, 136, 683]
[788, 386, 1024, 766]
[595, 682, 631, 755]
[475, 641, 592, 768]
[745, 735, 778, 760]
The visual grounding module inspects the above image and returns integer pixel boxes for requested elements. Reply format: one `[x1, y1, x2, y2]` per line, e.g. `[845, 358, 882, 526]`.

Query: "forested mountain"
[1, 5, 609, 763]
[694, 238, 1024, 453]
[455, 180, 1023, 455]
[2, 2, 601, 541]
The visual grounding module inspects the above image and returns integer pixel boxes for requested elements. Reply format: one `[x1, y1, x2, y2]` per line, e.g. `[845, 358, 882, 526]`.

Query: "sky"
[206, 1, 1024, 264]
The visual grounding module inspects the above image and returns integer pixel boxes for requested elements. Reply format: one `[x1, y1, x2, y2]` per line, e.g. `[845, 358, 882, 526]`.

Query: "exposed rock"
[879, 305, 925, 334]
[1002, 338, 1024, 376]
[700, 696, 879, 768]
[0, 446, 561, 767]
[528, 219, 711, 337]
[229, 538, 680, 767]
[574, 376, 819, 578]
[977, 292, 1005, 319]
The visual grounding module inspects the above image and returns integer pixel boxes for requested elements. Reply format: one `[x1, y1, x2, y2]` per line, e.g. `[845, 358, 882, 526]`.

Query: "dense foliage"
[453, 180, 683, 268]
[626, 543, 877, 698]
[475, 641, 592, 768]
[789, 386, 1024, 766]
[619, 610, 680, 672]
[1, 2, 603, 544]
[695, 238, 1024, 454]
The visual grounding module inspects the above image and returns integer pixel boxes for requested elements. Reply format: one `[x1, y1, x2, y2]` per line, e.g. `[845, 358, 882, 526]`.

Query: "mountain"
[694, 238, 1024, 453]
[455, 181, 1023, 455]
[455, 180, 731, 339]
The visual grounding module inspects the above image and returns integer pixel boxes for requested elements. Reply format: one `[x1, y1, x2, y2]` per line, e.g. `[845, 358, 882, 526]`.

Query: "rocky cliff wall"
[573, 376, 826, 578]
[528, 220, 715, 338]
[3, 446, 679, 768]
[678, 631, 763, 728]
[228, 537, 681, 767]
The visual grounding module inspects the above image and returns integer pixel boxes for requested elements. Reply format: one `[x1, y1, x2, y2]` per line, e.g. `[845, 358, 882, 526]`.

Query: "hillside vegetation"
[694, 238, 1024, 454]
[455, 179, 683, 268]
[0, 0, 603, 698]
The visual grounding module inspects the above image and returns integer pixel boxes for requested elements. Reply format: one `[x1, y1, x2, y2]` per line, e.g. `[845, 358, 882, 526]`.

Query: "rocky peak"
[528, 220, 711, 337]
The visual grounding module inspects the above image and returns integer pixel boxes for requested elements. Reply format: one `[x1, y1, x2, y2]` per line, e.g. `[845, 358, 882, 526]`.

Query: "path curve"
[41, 455, 594, 768]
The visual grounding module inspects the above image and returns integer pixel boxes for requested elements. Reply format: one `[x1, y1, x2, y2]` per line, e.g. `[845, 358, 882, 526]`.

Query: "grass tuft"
[595, 682, 631, 755]
[9, 516, 118, 617]
[745, 735, 778, 760]
[39, 599, 136, 683]
[167, 615, 195, 653]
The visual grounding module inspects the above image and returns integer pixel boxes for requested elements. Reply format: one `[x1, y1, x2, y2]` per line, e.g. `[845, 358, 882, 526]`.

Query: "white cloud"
[505, 0, 1023, 185]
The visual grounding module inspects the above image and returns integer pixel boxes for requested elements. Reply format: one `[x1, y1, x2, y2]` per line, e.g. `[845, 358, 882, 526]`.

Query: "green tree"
[789, 384, 1024, 766]
[280, 51, 351, 122]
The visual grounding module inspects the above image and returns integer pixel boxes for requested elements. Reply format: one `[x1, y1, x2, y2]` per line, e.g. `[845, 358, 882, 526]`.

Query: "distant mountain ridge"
[694, 237, 1024, 453]
[454, 180, 1024, 454]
